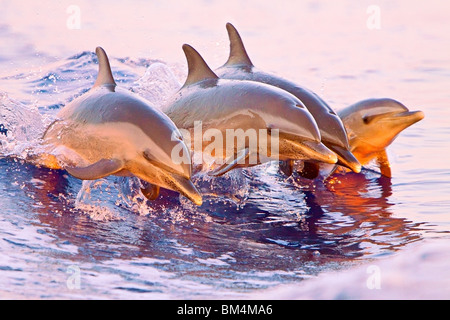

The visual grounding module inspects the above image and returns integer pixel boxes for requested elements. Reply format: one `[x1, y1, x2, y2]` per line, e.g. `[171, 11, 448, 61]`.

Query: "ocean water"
[0, 0, 449, 299]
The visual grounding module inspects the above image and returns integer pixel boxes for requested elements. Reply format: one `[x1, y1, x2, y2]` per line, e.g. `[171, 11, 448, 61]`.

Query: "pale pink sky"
[1, 0, 448, 68]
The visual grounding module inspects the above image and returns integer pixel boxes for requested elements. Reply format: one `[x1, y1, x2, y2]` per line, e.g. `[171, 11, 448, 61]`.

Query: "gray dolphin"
[215, 23, 361, 179]
[163, 44, 337, 176]
[338, 98, 424, 177]
[41, 47, 202, 205]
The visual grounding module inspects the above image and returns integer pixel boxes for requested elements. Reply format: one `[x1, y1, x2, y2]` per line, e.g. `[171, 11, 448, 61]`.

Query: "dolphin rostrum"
[163, 44, 337, 177]
[338, 98, 424, 177]
[41, 47, 202, 205]
[215, 23, 361, 179]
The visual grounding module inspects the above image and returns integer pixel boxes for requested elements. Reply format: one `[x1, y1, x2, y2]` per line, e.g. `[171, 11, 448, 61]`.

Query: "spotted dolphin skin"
[41, 47, 202, 205]
[215, 23, 361, 179]
[164, 44, 337, 176]
[338, 98, 424, 177]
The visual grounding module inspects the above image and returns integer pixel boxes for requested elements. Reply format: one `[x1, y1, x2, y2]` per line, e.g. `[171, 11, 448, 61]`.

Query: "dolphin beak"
[328, 145, 361, 173]
[377, 110, 424, 135]
[393, 110, 425, 127]
[169, 173, 203, 206]
[296, 140, 338, 164]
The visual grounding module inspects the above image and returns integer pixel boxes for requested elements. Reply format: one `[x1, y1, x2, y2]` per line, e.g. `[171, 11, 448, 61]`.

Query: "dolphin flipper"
[376, 149, 391, 178]
[279, 160, 294, 176]
[65, 158, 124, 180]
[298, 161, 321, 180]
[141, 181, 160, 200]
[208, 148, 250, 177]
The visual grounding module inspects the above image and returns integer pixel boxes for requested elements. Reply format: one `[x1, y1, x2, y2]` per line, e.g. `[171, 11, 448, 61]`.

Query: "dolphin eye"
[143, 149, 154, 162]
[362, 115, 371, 124]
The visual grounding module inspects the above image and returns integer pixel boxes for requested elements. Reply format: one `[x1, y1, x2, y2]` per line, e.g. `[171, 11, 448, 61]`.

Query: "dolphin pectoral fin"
[279, 160, 294, 177]
[208, 148, 250, 177]
[140, 181, 160, 200]
[376, 150, 392, 178]
[65, 159, 124, 180]
[298, 162, 321, 180]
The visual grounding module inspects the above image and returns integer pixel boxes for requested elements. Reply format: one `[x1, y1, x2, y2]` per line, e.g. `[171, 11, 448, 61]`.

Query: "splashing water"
[0, 92, 48, 158]
[130, 62, 182, 108]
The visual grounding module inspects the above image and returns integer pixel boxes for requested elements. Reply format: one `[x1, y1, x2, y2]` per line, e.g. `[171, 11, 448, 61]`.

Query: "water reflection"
[1, 157, 424, 279]
[231, 167, 424, 260]
[312, 171, 422, 256]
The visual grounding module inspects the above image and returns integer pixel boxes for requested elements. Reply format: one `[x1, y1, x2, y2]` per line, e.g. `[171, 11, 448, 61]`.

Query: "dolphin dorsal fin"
[224, 23, 253, 67]
[93, 47, 117, 88]
[182, 44, 219, 87]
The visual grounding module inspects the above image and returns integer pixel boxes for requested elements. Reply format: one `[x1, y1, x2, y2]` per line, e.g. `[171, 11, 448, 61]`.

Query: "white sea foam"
[0, 92, 48, 158]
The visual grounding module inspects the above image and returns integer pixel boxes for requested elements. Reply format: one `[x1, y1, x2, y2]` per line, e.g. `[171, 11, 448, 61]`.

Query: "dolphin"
[215, 23, 361, 179]
[41, 47, 202, 205]
[163, 44, 337, 176]
[338, 98, 424, 177]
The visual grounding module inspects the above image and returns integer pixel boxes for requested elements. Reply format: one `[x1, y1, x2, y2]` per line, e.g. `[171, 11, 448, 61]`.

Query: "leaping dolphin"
[215, 23, 361, 179]
[40, 47, 202, 205]
[338, 98, 424, 177]
[163, 44, 337, 176]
